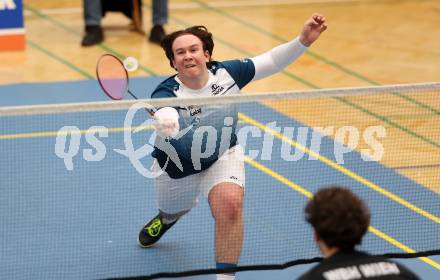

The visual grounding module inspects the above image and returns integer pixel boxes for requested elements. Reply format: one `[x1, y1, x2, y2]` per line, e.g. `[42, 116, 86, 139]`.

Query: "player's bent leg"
[138, 209, 189, 248]
[139, 161, 201, 248]
[208, 183, 244, 264]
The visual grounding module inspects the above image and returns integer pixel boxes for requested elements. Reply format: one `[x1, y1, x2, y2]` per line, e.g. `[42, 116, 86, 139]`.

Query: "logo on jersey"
[211, 84, 224, 96]
[188, 105, 202, 116]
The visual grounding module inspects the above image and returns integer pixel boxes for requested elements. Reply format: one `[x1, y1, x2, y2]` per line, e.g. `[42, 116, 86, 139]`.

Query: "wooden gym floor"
[1, 0, 439, 193]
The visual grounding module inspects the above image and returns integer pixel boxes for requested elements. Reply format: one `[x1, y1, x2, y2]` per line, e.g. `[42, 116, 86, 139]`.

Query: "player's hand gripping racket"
[96, 54, 156, 116]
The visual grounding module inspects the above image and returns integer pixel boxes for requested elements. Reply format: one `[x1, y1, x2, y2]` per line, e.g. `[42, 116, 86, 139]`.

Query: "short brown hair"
[305, 186, 370, 250]
[160, 26, 214, 69]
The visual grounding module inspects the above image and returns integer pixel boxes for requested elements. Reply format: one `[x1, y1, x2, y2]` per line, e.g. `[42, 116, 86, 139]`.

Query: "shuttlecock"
[123, 56, 139, 72]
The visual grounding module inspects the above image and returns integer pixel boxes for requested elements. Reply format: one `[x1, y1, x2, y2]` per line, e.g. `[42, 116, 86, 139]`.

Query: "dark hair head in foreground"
[305, 186, 370, 250]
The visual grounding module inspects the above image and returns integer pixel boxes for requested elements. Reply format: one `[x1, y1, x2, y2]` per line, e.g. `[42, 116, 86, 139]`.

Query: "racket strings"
[97, 54, 129, 100]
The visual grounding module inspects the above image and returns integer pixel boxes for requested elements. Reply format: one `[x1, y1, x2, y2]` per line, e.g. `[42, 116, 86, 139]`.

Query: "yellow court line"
[1, 118, 438, 268]
[244, 156, 440, 270]
[2, 115, 439, 225]
[239, 113, 440, 225]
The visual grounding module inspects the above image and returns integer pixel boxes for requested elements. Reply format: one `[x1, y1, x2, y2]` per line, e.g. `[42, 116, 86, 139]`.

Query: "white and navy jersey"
[298, 251, 420, 280]
[151, 59, 255, 179]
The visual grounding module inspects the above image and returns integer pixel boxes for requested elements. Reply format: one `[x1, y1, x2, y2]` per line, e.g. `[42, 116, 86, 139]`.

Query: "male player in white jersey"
[138, 13, 327, 280]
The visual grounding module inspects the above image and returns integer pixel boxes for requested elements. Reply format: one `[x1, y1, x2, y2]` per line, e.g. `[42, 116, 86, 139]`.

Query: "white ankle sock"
[216, 274, 235, 280]
[162, 217, 177, 225]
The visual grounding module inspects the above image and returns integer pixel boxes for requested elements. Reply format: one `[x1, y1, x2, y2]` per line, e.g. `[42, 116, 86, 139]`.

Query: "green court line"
[190, 0, 440, 116]
[173, 16, 320, 90]
[25, 3, 440, 150]
[17, 4, 435, 272]
[336, 97, 440, 148]
[24, 4, 157, 76]
[167, 12, 440, 149]
[17, 34, 440, 225]
[27, 40, 94, 79]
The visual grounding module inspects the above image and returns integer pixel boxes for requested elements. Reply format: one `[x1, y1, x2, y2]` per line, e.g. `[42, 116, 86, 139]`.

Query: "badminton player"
[298, 186, 420, 280]
[138, 13, 327, 280]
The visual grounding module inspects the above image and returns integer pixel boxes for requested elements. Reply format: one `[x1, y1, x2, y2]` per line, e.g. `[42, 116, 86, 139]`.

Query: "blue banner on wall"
[0, 0, 24, 29]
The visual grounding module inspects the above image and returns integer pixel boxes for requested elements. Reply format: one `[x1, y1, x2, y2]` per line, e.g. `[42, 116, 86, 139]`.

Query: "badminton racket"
[96, 54, 156, 116]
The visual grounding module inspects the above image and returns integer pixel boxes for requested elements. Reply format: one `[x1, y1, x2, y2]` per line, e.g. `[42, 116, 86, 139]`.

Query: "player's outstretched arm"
[250, 13, 327, 81]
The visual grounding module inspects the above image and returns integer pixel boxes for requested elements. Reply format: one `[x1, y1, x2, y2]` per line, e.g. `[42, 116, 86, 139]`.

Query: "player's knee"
[226, 196, 243, 221]
[216, 200, 242, 222]
[210, 190, 243, 222]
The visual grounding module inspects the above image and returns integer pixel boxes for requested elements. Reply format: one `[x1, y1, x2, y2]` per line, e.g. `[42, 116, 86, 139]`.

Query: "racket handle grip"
[147, 109, 155, 116]
[145, 106, 156, 117]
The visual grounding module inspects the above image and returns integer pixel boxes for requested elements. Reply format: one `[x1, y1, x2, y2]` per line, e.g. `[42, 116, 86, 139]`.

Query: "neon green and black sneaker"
[138, 214, 178, 248]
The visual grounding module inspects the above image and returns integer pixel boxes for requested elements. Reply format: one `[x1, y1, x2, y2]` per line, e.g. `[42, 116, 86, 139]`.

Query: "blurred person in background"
[81, 0, 168, 46]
